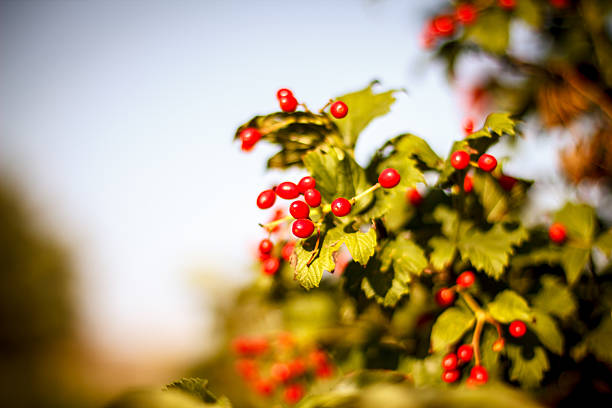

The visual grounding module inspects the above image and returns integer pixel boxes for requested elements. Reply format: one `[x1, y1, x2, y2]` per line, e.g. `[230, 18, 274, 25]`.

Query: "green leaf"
[335, 227, 377, 266]
[554, 202, 596, 245]
[595, 228, 612, 257]
[516, 0, 543, 28]
[474, 112, 517, 138]
[584, 314, 612, 364]
[529, 310, 564, 355]
[292, 236, 336, 290]
[431, 307, 476, 352]
[165, 378, 231, 407]
[333, 82, 399, 149]
[506, 345, 549, 388]
[458, 224, 529, 279]
[560, 246, 590, 285]
[532, 275, 577, 320]
[465, 9, 510, 54]
[380, 133, 443, 169]
[480, 326, 503, 377]
[397, 354, 444, 386]
[473, 172, 509, 222]
[428, 237, 457, 271]
[487, 290, 533, 323]
[303, 145, 371, 210]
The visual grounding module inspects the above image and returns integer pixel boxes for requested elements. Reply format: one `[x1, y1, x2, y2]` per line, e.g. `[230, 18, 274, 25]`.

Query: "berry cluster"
[421, 3, 477, 49]
[233, 333, 334, 405]
[450, 150, 497, 173]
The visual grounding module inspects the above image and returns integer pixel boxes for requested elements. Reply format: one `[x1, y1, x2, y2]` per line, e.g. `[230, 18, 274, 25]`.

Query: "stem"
[486, 316, 503, 339]
[459, 291, 482, 315]
[260, 215, 293, 231]
[350, 183, 381, 205]
[306, 228, 322, 266]
[472, 316, 485, 366]
[318, 99, 334, 114]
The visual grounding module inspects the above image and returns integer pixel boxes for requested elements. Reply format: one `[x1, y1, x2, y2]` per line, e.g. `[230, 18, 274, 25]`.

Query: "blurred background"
[0, 0, 578, 406]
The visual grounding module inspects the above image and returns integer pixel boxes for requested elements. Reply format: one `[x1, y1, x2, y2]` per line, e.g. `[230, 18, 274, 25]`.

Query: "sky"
[0, 0, 563, 363]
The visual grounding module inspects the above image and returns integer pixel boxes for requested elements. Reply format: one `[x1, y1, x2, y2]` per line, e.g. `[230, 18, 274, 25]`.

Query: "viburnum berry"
[277, 88, 293, 99]
[288, 359, 306, 378]
[492, 338, 505, 352]
[457, 344, 474, 363]
[292, 219, 315, 238]
[432, 15, 454, 36]
[331, 197, 352, 216]
[463, 117, 474, 135]
[257, 189, 276, 209]
[315, 362, 333, 378]
[498, 0, 516, 10]
[276, 181, 300, 199]
[330, 101, 348, 119]
[442, 353, 458, 370]
[379, 168, 401, 188]
[456, 4, 477, 25]
[254, 379, 274, 396]
[297, 176, 316, 193]
[303, 188, 322, 207]
[442, 369, 460, 383]
[509, 320, 527, 338]
[259, 238, 273, 254]
[279, 95, 298, 112]
[478, 154, 497, 172]
[456, 270, 475, 288]
[450, 151, 470, 170]
[259, 252, 271, 262]
[549, 222, 567, 244]
[435, 287, 455, 307]
[289, 200, 310, 219]
[309, 349, 328, 366]
[281, 241, 295, 261]
[239, 127, 262, 151]
[268, 209, 285, 233]
[498, 174, 517, 191]
[464, 174, 474, 193]
[284, 383, 304, 404]
[235, 358, 258, 380]
[406, 188, 423, 206]
[271, 362, 291, 383]
[469, 365, 488, 385]
[233, 336, 268, 355]
[262, 257, 280, 275]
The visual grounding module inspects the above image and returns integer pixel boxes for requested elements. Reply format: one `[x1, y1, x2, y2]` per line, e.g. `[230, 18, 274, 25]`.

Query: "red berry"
[315, 362, 333, 378]
[470, 365, 488, 384]
[309, 349, 328, 366]
[550, 0, 569, 8]
[284, 384, 304, 404]
[549, 222, 567, 244]
[288, 359, 306, 378]
[304, 188, 322, 207]
[259, 239, 273, 254]
[498, 174, 517, 191]
[331, 197, 352, 216]
[509, 320, 527, 338]
[239, 127, 262, 151]
[281, 241, 295, 261]
[276, 182, 300, 199]
[254, 379, 274, 396]
[330, 101, 348, 119]
[297, 176, 316, 193]
[456, 4, 477, 25]
[492, 338, 505, 352]
[435, 287, 455, 307]
[279, 95, 298, 112]
[292, 219, 315, 238]
[259, 252, 271, 262]
[456, 270, 475, 288]
[463, 174, 474, 193]
[442, 353, 458, 370]
[378, 168, 401, 188]
[257, 189, 276, 209]
[262, 257, 280, 275]
[457, 344, 474, 363]
[271, 362, 291, 383]
[442, 369, 460, 383]
[450, 151, 470, 170]
[289, 200, 310, 219]
[235, 358, 258, 380]
[433, 15, 454, 36]
[463, 118, 474, 135]
[498, 0, 516, 10]
[277, 88, 293, 99]
[478, 154, 497, 172]
[406, 188, 423, 206]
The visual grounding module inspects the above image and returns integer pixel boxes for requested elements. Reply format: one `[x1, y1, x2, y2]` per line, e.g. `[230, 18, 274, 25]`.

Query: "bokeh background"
[0, 0, 571, 406]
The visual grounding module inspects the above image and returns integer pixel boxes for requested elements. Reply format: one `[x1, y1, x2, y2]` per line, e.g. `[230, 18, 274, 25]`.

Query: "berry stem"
[459, 291, 482, 315]
[319, 99, 334, 114]
[306, 228, 322, 266]
[486, 315, 503, 338]
[350, 183, 381, 205]
[260, 215, 293, 231]
[472, 316, 485, 366]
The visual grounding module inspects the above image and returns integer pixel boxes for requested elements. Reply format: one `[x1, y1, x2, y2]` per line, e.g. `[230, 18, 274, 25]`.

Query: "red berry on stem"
[331, 198, 352, 216]
[442, 353, 458, 370]
[297, 176, 316, 193]
[292, 219, 315, 238]
[239, 128, 262, 151]
[304, 188, 322, 207]
[235, 358, 258, 380]
[379, 168, 401, 188]
[315, 362, 333, 378]
[499, 0, 516, 10]
[457, 344, 474, 362]
[464, 174, 474, 193]
[330, 101, 348, 119]
[470, 365, 488, 384]
[451, 151, 470, 170]
[281, 241, 295, 261]
[259, 239, 273, 254]
[271, 362, 291, 382]
[442, 369, 460, 383]
[433, 15, 454, 36]
[288, 359, 306, 378]
[289, 200, 310, 219]
[549, 222, 567, 244]
[279, 95, 298, 112]
[492, 338, 505, 352]
[284, 384, 304, 404]
[509, 320, 527, 338]
[276, 182, 300, 199]
[435, 287, 455, 307]
[277, 88, 293, 99]
[254, 379, 274, 396]
[262, 257, 280, 275]
[309, 349, 328, 366]
[257, 189, 276, 209]
[407, 188, 423, 206]
[478, 154, 497, 172]
[457, 270, 475, 288]
[456, 4, 477, 25]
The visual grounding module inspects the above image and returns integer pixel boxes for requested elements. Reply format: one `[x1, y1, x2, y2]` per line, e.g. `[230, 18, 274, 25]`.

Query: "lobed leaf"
[529, 310, 564, 355]
[506, 345, 549, 388]
[532, 275, 577, 320]
[431, 307, 476, 352]
[487, 290, 533, 323]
